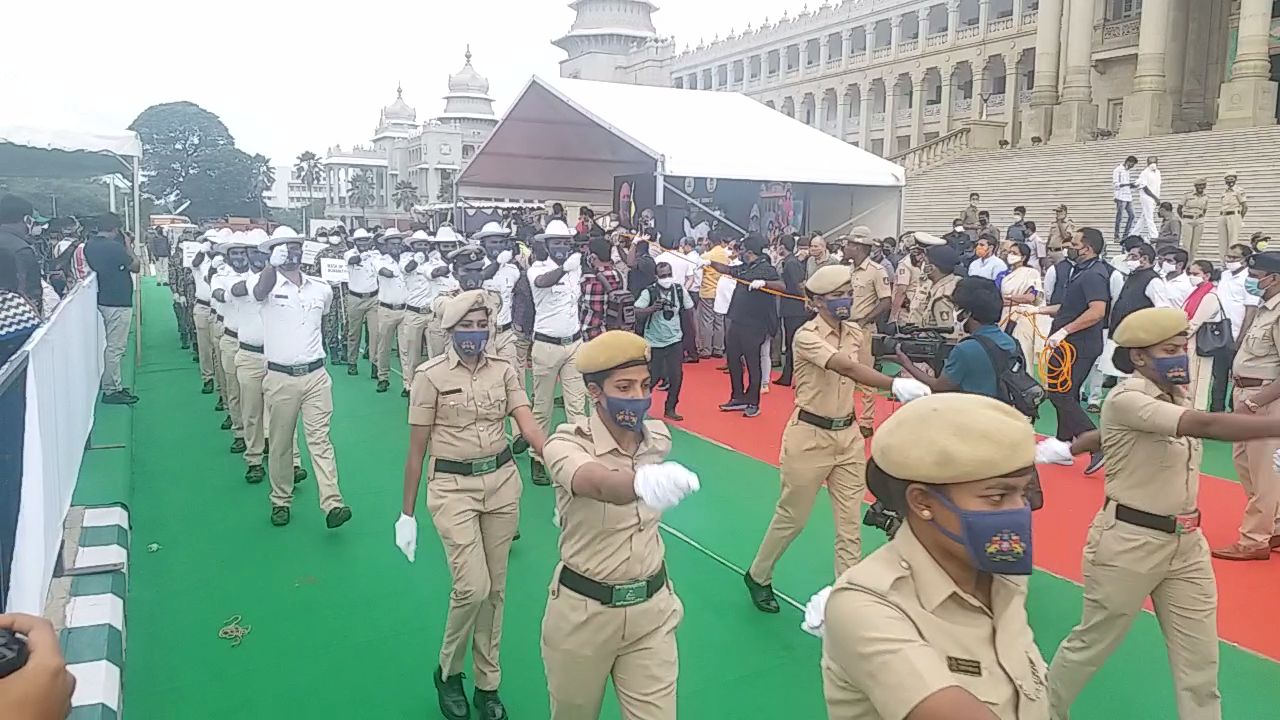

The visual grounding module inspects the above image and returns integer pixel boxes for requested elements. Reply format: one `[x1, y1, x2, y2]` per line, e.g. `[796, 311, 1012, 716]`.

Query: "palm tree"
[294, 150, 324, 229]
[251, 154, 275, 219]
[392, 180, 420, 215]
[347, 170, 377, 225]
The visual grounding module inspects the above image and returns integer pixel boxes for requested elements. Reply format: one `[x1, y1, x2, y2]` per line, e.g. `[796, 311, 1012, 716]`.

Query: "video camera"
[862, 462, 1045, 540]
[871, 323, 958, 376]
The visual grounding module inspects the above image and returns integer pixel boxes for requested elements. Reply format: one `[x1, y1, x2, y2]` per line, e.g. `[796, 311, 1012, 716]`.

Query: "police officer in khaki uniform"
[924, 245, 962, 329]
[1217, 173, 1248, 259]
[395, 290, 547, 720]
[893, 232, 946, 325]
[373, 230, 410, 394]
[1044, 307, 1280, 719]
[1178, 178, 1210, 259]
[477, 223, 523, 389]
[1047, 204, 1075, 269]
[744, 266, 930, 613]
[818, 394, 1048, 720]
[343, 228, 381, 378]
[191, 229, 221, 395]
[843, 226, 892, 436]
[541, 331, 701, 720]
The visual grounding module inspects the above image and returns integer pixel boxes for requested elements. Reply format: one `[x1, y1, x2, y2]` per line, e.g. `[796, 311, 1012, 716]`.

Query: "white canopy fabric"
[459, 76, 905, 200]
[0, 126, 141, 179]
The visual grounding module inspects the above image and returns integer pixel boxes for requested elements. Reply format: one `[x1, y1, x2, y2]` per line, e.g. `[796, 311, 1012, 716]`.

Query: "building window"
[1107, 0, 1142, 21]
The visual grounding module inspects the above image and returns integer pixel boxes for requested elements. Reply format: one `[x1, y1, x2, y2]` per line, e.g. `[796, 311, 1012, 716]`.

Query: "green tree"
[392, 180, 420, 213]
[294, 150, 324, 229]
[347, 170, 377, 225]
[251, 154, 275, 218]
[129, 101, 235, 206]
[436, 170, 455, 205]
[181, 146, 260, 220]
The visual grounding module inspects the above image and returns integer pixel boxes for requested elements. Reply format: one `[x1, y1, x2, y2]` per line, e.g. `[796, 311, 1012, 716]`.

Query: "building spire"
[396, 82, 403, 98]
[465, 44, 472, 64]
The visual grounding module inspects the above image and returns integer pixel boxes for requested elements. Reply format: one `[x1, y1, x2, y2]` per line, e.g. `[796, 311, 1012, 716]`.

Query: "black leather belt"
[797, 409, 856, 431]
[349, 289, 377, 299]
[559, 564, 667, 608]
[224, 329, 239, 339]
[239, 342, 264, 354]
[380, 302, 405, 311]
[535, 332, 582, 346]
[1222, 210, 1239, 216]
[195, 299, 211, 307]
[406, 304, 430, 314]
[1106, 499, 1201, 534]
[434, 447, 514, 476]
[267, 359, 325, 377]
[214, 313, 224, 323]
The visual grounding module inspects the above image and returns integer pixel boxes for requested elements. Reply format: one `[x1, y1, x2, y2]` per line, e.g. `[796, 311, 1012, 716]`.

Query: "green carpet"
[120, 281, 1279, 718]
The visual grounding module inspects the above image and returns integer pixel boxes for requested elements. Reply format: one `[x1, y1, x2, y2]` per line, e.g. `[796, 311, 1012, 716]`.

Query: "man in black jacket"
[0, 195, 44, 315]
[775, 234, 809, 387]
[708, 233, 784, 418]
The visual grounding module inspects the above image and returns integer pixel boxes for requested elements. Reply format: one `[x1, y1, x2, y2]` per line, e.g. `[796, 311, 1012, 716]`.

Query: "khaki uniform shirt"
[1233, 292, 1280, 380]
[895, 262, 922, 317]
[926, 274, 960, 328]
[791, 317, 866, 461]
[407, 347, 529, 463]
[1221, 187, 1248, 214]
[822, 524, 1049, 720]
[1046, 218, 1074, 252]
[960, 205, 980, 229]
[850, 257, 892, 324]
[1100, 377, 1201, 516]
[1179, 192, 1209, 221]
[544, 416, 672, 583]
[906, 275, 933, 326]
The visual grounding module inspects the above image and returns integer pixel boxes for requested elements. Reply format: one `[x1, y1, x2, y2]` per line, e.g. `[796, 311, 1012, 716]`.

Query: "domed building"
[440, 46, 500, 163]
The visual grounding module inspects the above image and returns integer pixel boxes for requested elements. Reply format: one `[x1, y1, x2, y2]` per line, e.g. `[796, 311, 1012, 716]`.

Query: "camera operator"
[634, 261, 695, 420]
[894, 277, 1020, 398]
[0, 613, 77, 719]
[817, 394, 1047, 720]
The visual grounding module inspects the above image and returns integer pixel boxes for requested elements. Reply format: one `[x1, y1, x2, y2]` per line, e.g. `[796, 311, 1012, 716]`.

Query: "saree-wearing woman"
[999, 241, 1045, 373]
[1184, 260, 1225, 411]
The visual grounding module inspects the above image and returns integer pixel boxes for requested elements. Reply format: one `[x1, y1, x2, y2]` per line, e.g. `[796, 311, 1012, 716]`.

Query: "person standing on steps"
[81, 212, 140, 406]
[211, 234, 255, 453]
[252, 226, 352, 530]
[1134, 157, 1162, 242]
[1178, 178, 1210, 259]
[396, 290, 547, 720]
[373, 230, 410, 394]
[540, 330, 701, 720]
[1218, 172, 1248, 260]
[1113, 155, 1139, 243]
[343, 228, 381, 379]
[744, 265, 930, 614]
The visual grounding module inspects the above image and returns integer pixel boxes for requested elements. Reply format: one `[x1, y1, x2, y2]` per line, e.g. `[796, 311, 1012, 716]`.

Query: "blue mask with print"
[1152, 354, 1190, 385]
[929, 489, 1033, 576]
[452, 330, 488, 357]
[1245, 277, 1265, 297]
[604, 394, 651, 431]
[825, 297, 853, 320]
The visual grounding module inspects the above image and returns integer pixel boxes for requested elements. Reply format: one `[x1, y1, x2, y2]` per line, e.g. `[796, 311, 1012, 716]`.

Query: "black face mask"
[482, 239, 508, 261]
[228, 251, 250, 272]
[249, 253, 268, 271]
[456, 263, 486, 290]
[532, 243, 550, 262]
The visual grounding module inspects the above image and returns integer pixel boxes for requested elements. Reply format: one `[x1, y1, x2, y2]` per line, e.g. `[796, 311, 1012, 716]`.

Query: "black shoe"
[554, 396, 564, 408]
[434, 667, 470, 720]
[180, 339, 190, 350]
[683, 356, 699, 364]
[293, 465, 307, 484]
[245, 465, 265, 484]
[513, 531, 521, 542]
[775, 378, 793, 387]
[201, 379, 214, 394]
[347, 364, 359, 376]
[744, 572, 780, 613]
[376, 380, 390, 393]
[220, 415, 233, 431]
[743, 405, 761, 418]
[370, 364, 378, 380]
[362, 347, 370, 360]
[400, 388, 410, 398]
[102, 391, 139, 405]
[271, 506, 290, 526]
[510, 436, 529, 455]
[325, 506, 353, 529]
[263, 438, 270, 453]
[215, 397, 225, 412]
[473, 687, 508, 720]
[229, 438, 246, 454]
[531, 459, 550, 486]
[664, 410, 684, 421]
[192, 354, 200, 363]
[1085, 451, 1105, 476]
[719, 400, 749, 412]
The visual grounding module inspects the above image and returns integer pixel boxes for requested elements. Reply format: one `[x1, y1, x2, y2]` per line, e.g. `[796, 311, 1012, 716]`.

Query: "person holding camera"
[743, 265, 929, 614]
[0, 613, 77, 719]
[634, 261, 695, 421]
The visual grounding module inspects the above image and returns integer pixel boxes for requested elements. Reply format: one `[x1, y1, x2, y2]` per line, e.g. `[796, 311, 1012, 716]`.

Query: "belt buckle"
[290, 363, 309, 376]
[560, 336, 574, 346]
[1174, 512, 1200, 534]
[609, 580, 648, 608]
[830, 417, 852, 430]
[471, 456, 498, 474]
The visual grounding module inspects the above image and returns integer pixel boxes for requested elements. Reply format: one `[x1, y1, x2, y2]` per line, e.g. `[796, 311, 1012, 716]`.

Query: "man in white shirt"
[1133, 157, 1162, 241]
[525, 219, 588, 485]
[252, 227, 351, 530]
[191, 230, 221, 395]
[400, 230, 450, 396]
[211, 236, 253, 453]
[1112, 155, 1138, 242]
[343, 228, 381, 378]
[425, 228, 464, 357]
[373, 230, 410, 394]
[477, 222, 523, 388]
[1156, 246, 1193, 309]
[967, 235, 1007, 281]
[1213, 243, 1260, 410]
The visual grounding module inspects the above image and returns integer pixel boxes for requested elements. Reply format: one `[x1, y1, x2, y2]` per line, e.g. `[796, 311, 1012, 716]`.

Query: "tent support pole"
[654, 169, 664, 207]
[661, 181, 748, 236]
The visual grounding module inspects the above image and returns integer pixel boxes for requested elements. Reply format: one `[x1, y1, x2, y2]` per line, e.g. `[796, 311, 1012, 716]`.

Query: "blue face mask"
[1152, 354, 1190, 385]
[603, 394, 651, 431]
[928, 489, 1033, 576]
[825, 297, 853, 320]
[452, 330, 488, 357]
[1245, 277, 1266, 297]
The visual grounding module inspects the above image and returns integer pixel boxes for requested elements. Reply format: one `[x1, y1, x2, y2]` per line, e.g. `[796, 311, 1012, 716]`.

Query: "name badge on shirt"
[947, 657, 983, 677]
[272, 294, 289, 300]
[439, 388, 462, 396]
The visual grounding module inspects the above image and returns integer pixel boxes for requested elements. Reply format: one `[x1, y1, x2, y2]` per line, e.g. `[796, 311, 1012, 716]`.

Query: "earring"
[920, 510, 933, 519]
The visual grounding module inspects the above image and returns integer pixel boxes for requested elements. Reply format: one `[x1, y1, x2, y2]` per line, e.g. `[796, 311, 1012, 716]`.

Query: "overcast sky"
[5, 0, 812, 165]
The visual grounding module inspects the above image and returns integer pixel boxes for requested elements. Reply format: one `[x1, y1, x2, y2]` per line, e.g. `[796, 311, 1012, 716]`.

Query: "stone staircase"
[901, 125, 1280, 260]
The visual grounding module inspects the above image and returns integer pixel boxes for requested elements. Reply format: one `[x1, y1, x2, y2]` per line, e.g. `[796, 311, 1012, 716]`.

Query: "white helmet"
[351, 228, 372, 240]
[271, 225, 303, 241]
[536, 219, 574, 240]
[473, 221, 510, 240]
[410, 230, 433, 242]
[245, 228, 270, 245]
[216, 227, 235, 240]
[433, 226, 462, 245]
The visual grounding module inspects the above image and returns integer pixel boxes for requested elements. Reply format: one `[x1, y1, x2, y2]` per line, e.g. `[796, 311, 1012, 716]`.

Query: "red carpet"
[663, 361, 1280, 661]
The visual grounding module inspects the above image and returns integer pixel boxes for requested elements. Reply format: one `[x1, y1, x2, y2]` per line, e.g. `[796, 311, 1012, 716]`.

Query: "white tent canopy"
[0, 126, 142, 179]
[459, 76, 905, 203]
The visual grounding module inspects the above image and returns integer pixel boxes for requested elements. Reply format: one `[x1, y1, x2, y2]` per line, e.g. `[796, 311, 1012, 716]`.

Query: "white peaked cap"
[271, 226, 303, 241]
[537, 219, 574, 240]
[433, 226, 462, 244]
[351, 228, 372, 240]
[410, 230, 433, 241]
[473, 221, 510, 239]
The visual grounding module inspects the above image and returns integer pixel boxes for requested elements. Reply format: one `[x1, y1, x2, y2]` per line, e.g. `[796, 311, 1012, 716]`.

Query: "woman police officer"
[396, 289, 547, 720]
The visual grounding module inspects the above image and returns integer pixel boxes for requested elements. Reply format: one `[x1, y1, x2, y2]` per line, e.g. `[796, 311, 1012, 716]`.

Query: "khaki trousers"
[749, 420, 866, 584]
[854, 322, 877, 429]
[1183, 218, 1205, 259]
[1048, 505, 1220, 719]
[263, 367, 343, 512]
[428, 464, 521, 691]
[401, 309, 431, 388]
[1230, 386, 1280, 546]
[515, 334, 532, 373]
[209, 317, 227, 399]
[235, 349, 300, 468]
[426, 317, 450, 359]
[218, 334, 245, 438]
[375, 307, 407, 383]
[345, 293, 379, 364]
[492, 328, 522, 391]
[695, 298, 725, 356]
[541, 580, 683, 720]
[531, 339, 588, 460]
[1218, 214, 1243, 259]
[193, 304, 216, 383]
[98, 305, 132, 393]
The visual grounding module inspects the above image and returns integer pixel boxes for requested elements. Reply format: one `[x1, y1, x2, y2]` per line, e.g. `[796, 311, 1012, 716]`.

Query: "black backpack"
[601, 273, 636, 332]
[968, 334, 1046, 420]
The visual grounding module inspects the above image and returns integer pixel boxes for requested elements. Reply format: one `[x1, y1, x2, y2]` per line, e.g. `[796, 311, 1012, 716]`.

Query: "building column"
[820, 36, 831, 71]
[1163, 0, 1189, 130]
[842, 29, 854, 69]
[891, 15, 903, 58]
[947, 0, 960, 45]
[1179, 0, 1211, 127]
[940, 65, 955, 133]
[838, 89, 849, 141]
[1051, 0, 1099, 143]
[1012, 0, 1024, 26]
[972, 60, 990, 120]
[911, 74, 927, 146]
[860, 87, 874, 149]
[918, 8, 933, 50]
[865, 26, 876, 61]
[978, 0, 991, 39]
[799, 43, 810, 78]
[885, 77, 899, 154]
[1027, 0, 1063, 142]
[1120, 0, 1174, 137]
[1002, 55, 1020, 144]
[1216, 0, 1279, 129]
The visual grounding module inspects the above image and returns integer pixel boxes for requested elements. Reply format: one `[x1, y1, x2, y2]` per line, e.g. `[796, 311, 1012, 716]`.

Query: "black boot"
[376, 379, 390, 393]
[229, 438, 246, 454]
[347, 363, 359, 376]
[370, 363, 378, 380]
[201, 379, 214, 394]
[245, 465, 265, 484]
[215, 396, 225, 412]
[220, 415, 233, 431]
[293, 465, 307, 484]
[744, 571, 780, 614]
[530, 459, 550, 486]
[434, 667, 470, 720]
[473, 687, 508, 720]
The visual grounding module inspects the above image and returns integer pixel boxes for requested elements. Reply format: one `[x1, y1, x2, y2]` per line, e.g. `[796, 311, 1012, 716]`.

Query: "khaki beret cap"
[1112, 308, 1189, 348]
[578, 330, 651, 374]
[438, 289, 490, 331]
[872, 394, 1036, 484]
[1193, 177, 1208, 185]
[806, 264, 853, 295]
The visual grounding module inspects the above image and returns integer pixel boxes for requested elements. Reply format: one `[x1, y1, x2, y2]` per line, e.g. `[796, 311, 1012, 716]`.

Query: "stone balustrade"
[887, 126, 972, 174]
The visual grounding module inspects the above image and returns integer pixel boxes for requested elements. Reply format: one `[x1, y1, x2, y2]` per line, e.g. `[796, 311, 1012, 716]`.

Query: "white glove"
[200, 241, 213, 253]
[414, 252, 427, 265]
[394, 514, 417, 563]
[801, 585, 833, 638]
[890, 377, 931, 403]
[1047, 328, 1069, 348]
[269, 245, 289, 267]
[360, 251, 373, 262]
[496, 250, 513, 265]
[563, 252, 582, 274]
[1035, 438, 1075, 466]
[749, 279, 766, 291]
[210, 255, 226, 270]
[634, 462, 701, 511]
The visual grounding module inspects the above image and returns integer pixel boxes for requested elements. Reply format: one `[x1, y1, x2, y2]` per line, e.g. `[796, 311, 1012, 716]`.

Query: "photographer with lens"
[817, 394, 1048, 720]
[634, 261, 695, 420]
